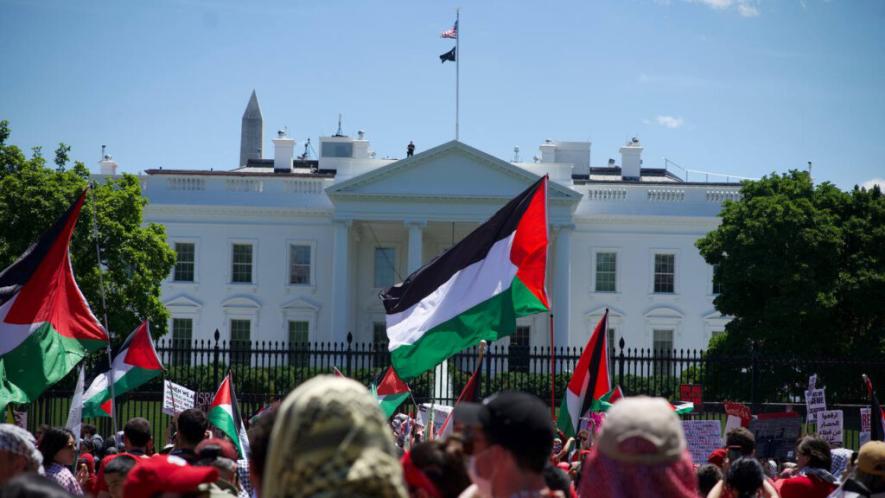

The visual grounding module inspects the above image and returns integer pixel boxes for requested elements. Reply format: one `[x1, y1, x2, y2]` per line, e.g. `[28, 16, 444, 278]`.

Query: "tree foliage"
[697, 171, 885, 359]
[0, 120, 176, 341]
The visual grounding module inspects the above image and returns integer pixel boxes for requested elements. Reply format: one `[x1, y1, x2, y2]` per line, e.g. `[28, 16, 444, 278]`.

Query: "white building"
[133, 95, 738, 355]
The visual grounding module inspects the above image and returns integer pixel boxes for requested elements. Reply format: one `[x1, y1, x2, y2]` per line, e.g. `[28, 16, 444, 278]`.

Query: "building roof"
[143, 167, 336, 179]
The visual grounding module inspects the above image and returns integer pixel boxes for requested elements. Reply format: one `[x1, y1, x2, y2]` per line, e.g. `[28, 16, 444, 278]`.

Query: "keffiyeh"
[0, 423, 43, 474]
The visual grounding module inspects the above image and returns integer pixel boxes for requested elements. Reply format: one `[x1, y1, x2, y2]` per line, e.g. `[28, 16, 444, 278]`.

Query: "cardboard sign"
[805, 388, 826, 423]
[682, 420, 722, 464]
[725, 401, 752, 427]
[748, 413, 802, 460]
[816, 410, 843, 448]
[418, 403, 453, 437]
[860, 407, 872, 446]
[162, 380, 196, 416]
[680, 384, 703, 407]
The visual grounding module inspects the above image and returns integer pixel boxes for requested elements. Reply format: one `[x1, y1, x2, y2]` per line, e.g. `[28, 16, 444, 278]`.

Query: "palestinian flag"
[82, 321, 163, 418]
[557, 310, 610, 437]
[372, 366, 411, 418]
[671, 401, 694, 415]
[864, 374, 885, 441]
[382, 177, 549, 379]
[0, 190, 108, 412]
[208, 373, 251, 460]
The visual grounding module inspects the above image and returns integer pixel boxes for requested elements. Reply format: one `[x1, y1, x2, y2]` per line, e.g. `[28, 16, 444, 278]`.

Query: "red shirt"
[775, 475, 837, 498]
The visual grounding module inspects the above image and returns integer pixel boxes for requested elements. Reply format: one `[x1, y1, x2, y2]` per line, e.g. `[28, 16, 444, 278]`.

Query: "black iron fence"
[23, 333, 885, 449]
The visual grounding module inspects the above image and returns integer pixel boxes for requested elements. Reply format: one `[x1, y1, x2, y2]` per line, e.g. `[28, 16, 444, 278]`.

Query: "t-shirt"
[775, 475, 837, 498]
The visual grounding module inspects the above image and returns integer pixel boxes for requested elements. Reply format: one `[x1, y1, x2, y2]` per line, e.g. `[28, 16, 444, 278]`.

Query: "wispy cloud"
[655, 115, 685, 128]
[737, 3, 760, 16]
[861, 178, 884, 190]
[685, 0, 761, 17]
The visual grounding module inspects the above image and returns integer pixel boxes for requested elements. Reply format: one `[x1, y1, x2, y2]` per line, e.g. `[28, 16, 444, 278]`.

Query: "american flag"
[441, 20, 458, 39]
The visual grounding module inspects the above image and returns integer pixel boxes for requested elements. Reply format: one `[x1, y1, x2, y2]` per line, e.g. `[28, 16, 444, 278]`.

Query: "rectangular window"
[171, 318, 193, 366]
[653, 254, 675, 293]
[509, 325, 531, 373]
[653, 329, 674, 376]
[173, 243, 195, 282]
[289, 245, 311, 285]
[712, 263, 723, 295]
[230, 319, 252, 365]
[595, 252, 617, 292]
[288, 320, 309, 366]
[232, 244, 253, 283]
[374, 247, 396, 288]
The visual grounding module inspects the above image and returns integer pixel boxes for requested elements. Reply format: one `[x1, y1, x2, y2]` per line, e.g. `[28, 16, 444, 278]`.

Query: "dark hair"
[542, 464, 571, 496]
[697, 463, 723, 497]
[410, 441, 471, 498]
[38, 428, 74, 465]
[246, 408, 277, 479]
[124, 417, 151, 448]
[725, 427, 756, 456]
[176, 409, 208, 446]
[726, 457, 765, 498]
[0, 473, 75, 498]
[797, 436, 832, 470]
[81, 424, 97, 437]
[104, 455, 138, 477]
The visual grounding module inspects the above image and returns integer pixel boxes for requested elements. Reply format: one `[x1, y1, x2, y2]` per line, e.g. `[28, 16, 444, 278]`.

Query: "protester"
[775, 436, 838, 498]
[39, 428, 83, 496]
[123, 418, 152, 456]
[172, 408, 209, 464]
[405, 440, 471, 498]
[577, 396, 699, 498]
[709, 457, 766, 498]
[123, 454, 219, 498]
[0, 424, 43, 485]
[455, 391, 555, 498]
[102, 455, 137, 498]
[542, 463, 576, 498]
[262, 375, 407, 498]
[246, 406, 277, 497]
[0, 473, 75, 498]
[76, 453, 96, 494]
[705, 426, 778, 498]
[708, 449, 727, 470]
[697, 463, 723, 497]
[195, 438, 242, 498]
[826, 441, 885, 498]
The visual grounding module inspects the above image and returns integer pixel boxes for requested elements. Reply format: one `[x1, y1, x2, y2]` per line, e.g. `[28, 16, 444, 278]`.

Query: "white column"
[331, 220, 351, 343]
[406, 220, 426, 274]
[553, 224, 574, 347]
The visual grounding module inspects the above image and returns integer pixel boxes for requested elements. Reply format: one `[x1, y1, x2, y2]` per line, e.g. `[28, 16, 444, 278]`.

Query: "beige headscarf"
[262, 375, 407, 498]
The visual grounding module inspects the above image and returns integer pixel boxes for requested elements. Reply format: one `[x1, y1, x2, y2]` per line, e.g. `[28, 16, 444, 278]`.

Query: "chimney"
[619, 137, 643, 180]
[98, 146, 118, 175]
[539, 139, 556, 162]
[273, 129, 295, 172]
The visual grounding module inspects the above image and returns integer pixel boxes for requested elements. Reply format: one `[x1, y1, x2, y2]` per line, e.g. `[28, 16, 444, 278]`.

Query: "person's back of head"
[176, 409, 208, 448]
[0, 473, 75, 498]
[541, 464, 572, 497]
[103, 455, 138, 498]
[725, 427, 756, 457]
[849, 441, 885, 494]
[123, 418, 151, 450]
[81, 424, 97, 438]
[409, 440, 471, 498]
[697, 463, 723, 497]
[797, 435, 832, 471]
[726, 457, 764, 498]
[246, 407, 277, 496]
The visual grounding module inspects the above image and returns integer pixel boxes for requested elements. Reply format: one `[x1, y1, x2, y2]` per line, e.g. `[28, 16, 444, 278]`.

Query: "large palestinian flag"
[381, 176, 549, 379]
[209, 373, 251, 460]
[82, 321, 163, 418]
[557, 310, 611, 437]
[0, 190, 108, 412]
[372, 366, 411, 418]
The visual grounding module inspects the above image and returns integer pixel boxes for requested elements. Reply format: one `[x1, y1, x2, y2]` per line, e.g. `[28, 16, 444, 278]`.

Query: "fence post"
[750, 340, 759, 410]
[346, 332, 353, 378]
[617, 338, 626, 388]
[213, 329, 220, 389]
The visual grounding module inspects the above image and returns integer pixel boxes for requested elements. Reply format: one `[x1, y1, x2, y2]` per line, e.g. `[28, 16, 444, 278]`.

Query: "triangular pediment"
[221, 295, 261, 310]
[164, 294, 202, 311]
[281, 296, 321, 312]
[327, 141, 580, 202]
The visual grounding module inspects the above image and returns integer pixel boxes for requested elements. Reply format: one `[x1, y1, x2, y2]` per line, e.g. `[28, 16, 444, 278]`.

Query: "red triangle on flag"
[211, 375, 233, 408]
[122, 321, 163, 371]
[377, 367, 409, 396]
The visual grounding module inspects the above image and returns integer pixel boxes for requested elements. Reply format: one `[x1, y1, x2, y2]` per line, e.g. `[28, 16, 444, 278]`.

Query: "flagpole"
[549, 313, 556, 421]
[455, 7, 460, 141]
[89, 184, 119, 442]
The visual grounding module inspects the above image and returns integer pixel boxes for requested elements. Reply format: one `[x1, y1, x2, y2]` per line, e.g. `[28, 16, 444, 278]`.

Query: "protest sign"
[724, 415, 743, 443]
[725, 401, 752, 427]
[418, 403, 453, 438]
[162, 380, 196, 416]
[682, 420, 722, 464]
[816, 410, 843, 448]
[808, 374, 817, 391]
[749, 412, 802, 460]
[805, 388, 826, 423]
[860, 407, 872, 446]
[680, 384, 703, 407]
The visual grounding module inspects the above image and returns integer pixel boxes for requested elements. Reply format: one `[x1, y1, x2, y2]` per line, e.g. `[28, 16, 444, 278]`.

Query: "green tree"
[696, 171, 885, 400]
[0, 119, 176, 341]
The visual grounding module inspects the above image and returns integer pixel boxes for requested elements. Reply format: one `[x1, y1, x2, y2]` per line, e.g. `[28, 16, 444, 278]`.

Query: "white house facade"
[124, 96, 738, 354]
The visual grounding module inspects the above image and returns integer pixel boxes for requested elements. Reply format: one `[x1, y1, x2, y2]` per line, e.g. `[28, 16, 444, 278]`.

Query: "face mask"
[467, 454, 494, 498]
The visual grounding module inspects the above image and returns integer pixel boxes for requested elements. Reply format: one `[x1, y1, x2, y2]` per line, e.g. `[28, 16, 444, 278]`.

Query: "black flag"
[439, 47, 456, 64]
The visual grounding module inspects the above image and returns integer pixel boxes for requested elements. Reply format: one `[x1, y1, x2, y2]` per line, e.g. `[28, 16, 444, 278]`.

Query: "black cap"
[455, 391, 553, 472]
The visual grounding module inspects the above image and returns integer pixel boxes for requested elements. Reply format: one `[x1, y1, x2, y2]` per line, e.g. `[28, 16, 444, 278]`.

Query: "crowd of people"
[1, 376, 883, 498]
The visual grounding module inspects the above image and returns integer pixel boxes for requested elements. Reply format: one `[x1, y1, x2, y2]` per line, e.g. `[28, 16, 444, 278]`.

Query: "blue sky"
[2, 0, 883, 190]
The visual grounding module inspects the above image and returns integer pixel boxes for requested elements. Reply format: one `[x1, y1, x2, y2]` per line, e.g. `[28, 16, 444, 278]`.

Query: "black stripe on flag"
[380, 177, 544, 315]
[579, 313, 608, 418]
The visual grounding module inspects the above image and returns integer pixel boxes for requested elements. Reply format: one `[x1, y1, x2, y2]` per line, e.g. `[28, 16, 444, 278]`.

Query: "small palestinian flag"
[0, 190, 108, 412]
[557, 310, 610, 437]
[372, 366, 411, 418]
[382, 177, 549, 380]
[209, 373, 251, 460]
[82, 321, 163, 418]
[671, 401, 694, 415]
